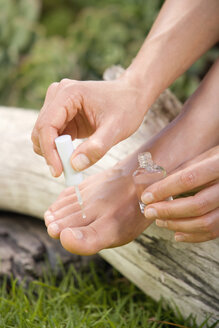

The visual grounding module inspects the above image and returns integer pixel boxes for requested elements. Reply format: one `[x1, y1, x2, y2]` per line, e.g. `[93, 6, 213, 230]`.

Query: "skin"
[44, 61, 219, 254]
[142, 146, 219, 243]
[31, 0, 219, 176]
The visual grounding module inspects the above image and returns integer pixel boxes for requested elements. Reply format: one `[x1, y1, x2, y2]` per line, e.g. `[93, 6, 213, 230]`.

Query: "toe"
[47, 210, 93, 239]
[57, 186, 75, 200]
[60, 216, 120, 255]
[50, 194, 77, 213]
[44, 210, 55, 226]
[47, 222, 60, 239]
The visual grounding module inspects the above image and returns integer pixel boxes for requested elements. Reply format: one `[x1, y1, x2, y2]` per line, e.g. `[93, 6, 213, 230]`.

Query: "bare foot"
[44, 166, 151, 255]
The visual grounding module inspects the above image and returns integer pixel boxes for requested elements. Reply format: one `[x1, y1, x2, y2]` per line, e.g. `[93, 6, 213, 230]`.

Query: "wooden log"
[0, 212, 99, 283]
[0, 68, 218, 324]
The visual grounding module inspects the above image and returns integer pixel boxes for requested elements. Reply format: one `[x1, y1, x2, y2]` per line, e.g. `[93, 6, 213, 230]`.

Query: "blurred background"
[0, 0, 218, 110]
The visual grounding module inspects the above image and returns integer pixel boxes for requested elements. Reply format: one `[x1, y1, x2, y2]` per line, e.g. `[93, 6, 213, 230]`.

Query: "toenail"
[45, 214, 55, 223]
[68, 228, 83, 240]
[49, 223, 59, 234]
[44, 210, 52, 217]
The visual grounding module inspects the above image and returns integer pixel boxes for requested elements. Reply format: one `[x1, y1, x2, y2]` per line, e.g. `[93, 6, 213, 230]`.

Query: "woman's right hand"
[31, 76, 148, 177]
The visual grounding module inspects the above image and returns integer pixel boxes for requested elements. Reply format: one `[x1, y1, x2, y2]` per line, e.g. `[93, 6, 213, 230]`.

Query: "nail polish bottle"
[132, 152, 166, 214]
[55, 135, 86, 219]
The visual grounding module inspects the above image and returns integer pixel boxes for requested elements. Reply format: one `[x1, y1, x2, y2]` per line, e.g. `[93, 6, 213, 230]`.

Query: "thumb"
[71, 126, 114, 171]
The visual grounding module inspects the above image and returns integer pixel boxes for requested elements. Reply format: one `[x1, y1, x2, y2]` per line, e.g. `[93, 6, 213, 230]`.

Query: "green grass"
[0, 261, 217, 328]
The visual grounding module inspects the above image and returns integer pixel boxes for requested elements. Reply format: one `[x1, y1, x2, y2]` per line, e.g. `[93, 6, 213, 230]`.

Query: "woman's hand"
[141, 146, 219, 243]
[31, 77, 147, 177]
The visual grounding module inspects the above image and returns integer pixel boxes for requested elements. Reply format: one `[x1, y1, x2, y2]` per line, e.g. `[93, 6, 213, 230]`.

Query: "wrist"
[118, 67, 158, 116]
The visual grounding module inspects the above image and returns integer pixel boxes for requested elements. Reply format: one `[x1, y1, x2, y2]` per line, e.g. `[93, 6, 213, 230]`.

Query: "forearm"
[124, 0, 219, 108]
[118, 59, 219, 175]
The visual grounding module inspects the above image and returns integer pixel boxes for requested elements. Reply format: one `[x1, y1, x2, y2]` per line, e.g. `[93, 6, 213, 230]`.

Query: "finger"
[174, 230, 219, 243]
[38, 126, 62, 176]
[38, 87, 80, 176]
[41, 80, 71, 113]
[141, 153, 219, 204]
[60, 215, 121, 255]
[172, 145, 219, 174]
[42, 82, 60, 110]
[33, 144, 43, 156]
[70, 123, 115, 171]
[144, 182, 219, 220]
[156, 207, 219, 234]
[31, 82, 59, 151]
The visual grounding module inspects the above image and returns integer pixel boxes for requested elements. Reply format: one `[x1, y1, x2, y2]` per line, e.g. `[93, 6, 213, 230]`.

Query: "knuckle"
[193, 196, 209, 216]
[31, 130, 37, 143]
[160, 206, 173, 219]
[89, 139, 105, 161]
[65, 94, 78, 108]
[165, 220, 171, 229]
[47, 82, 58, 93]
[60, 78, 71, 86]
[49, 82, 58, 89]
[179, 170, 196, 189]
[33, 144, 41, 155]
[209, 230, 217, 240]
[199, 217, 213, 233]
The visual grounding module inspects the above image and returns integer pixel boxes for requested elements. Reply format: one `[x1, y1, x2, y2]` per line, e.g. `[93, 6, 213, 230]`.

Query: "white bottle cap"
[55, 135, 83, 186]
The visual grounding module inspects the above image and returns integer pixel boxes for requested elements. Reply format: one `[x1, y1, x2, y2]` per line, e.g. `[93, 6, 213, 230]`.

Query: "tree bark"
[0, 212, 99, 284]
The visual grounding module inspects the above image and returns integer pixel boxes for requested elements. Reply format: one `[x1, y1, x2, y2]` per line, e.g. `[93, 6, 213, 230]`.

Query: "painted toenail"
[44, 210, 55, 222]
[46, 215, 55, 223]
[44, 210, 52, 217]
[49, 223, 59, 234]
[144, 208, 158, 219]
[141, 192, 154, 204]
[68, 228, 83, 240]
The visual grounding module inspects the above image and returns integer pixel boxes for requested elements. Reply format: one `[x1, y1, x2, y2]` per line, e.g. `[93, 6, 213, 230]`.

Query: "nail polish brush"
[55, 135, 86, 219]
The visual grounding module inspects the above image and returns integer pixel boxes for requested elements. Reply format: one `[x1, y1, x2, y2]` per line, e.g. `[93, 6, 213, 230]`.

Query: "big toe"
[60, 216, 119, 255]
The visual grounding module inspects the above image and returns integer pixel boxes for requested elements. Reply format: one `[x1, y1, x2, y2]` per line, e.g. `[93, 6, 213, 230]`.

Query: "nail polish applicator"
[55, 135, 86, 219]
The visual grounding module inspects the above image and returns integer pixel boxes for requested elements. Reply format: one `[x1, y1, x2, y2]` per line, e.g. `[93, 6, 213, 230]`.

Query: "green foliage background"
[0, 0, 218, 109]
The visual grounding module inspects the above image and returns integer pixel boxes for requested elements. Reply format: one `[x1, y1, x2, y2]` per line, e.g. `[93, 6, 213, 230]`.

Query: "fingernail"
[144, 207, 158, 219]
[141, 192, 154, 204]
[71, 154, 90, 171]
[68, 228, 84, 240]
[49, 165, 56, 177]
[156, 219, 167, 227]
[49, 223, 59, 234]
[175, 234, 185, 242]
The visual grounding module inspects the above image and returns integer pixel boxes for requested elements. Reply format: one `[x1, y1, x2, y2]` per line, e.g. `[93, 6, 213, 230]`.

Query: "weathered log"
[0, 212, 99, 283]
[0, 68, 218, 324]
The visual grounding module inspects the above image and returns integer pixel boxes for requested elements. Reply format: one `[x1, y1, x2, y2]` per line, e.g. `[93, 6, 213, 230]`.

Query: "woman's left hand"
[141, 146, 219, 243]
